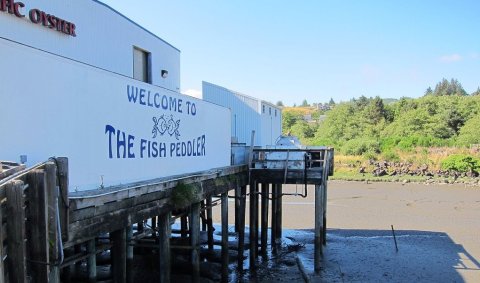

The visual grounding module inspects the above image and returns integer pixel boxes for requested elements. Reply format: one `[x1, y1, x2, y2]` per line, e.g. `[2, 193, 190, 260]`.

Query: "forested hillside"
[283, 79, 480, 179]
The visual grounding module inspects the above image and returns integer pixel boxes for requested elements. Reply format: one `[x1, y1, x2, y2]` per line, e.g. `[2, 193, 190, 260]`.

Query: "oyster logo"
[152, 115, 181, 140]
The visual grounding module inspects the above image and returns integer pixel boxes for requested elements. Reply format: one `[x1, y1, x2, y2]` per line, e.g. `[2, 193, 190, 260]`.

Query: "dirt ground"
[212, 181, 480, 282]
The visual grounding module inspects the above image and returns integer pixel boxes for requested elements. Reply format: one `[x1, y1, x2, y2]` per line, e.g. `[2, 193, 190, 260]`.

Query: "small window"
[269, 107, 272, 115]
[275, 109, 277, 117]
[133, 47, 151, 83]
[262, 105, 265, 113]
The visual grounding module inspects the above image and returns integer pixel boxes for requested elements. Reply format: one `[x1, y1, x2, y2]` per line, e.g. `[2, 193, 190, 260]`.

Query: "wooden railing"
[0, 158, 68, 283]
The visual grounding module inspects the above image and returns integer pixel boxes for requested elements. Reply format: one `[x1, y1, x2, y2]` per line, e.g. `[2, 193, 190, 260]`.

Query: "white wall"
[260, 102, 282, 145]
[0, 39, 230, 191]
[0, 0, 180, 91]
[202, 82, 282, 147]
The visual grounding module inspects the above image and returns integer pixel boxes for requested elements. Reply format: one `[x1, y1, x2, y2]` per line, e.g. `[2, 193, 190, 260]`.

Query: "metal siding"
[0, 0, 180, 92]
[202, 82, 282, 147]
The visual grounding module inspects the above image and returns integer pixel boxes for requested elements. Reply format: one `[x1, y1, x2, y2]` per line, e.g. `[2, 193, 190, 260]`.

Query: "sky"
[100, 0, 479, 106]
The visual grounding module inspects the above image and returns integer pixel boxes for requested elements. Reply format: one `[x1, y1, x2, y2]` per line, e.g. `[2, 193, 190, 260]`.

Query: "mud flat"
[212, 181, 480, 282]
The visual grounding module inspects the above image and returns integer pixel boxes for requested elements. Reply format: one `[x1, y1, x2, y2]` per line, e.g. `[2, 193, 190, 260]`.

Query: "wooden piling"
[206, 196, 214, 250]
[221, 193, 229, 282]
[111, 229, 127, 283]
[56, 157, 69, 242]
[276, 184, 282, 242]
[46, 163, 60, 282]
[237, 185, 247, 271]
[26, 170, 49, 282]
[249, 180, 258, 269]
[260, 183, 269, 257]
[323, 179, 328, 245]
[314, 184, 323, 273]
[6, 180, 27, 283]
[158, 212, 171, 283]
[235, 185, 241, 232]
[87, 239, 97, 283]
[0, 203, 4, 283]
[126, 226, 134, 283]
[190, 203, 201, 282]
[181, 216, 188, 238]
[270, 184, 277, 253]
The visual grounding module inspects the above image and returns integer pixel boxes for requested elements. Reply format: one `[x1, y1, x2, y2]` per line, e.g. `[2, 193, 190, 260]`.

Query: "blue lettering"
[178, 99, 183, 113]
[169, 97, 177, 111]
[140, 139, 147, 158]
[117, 130, 126, 158]
[186, 101, 191, 114]
[128, 135, 135, 158]
[105, 125, 115, 158]
[159, 142, 166, 157]
[154, 93, 161, 108]
[139, 88, 146, 105]
[147, 91, 154, 107]
[161, 95, 168, 110]
[127, 85, 137, 103]
[191, 103, 197, 116]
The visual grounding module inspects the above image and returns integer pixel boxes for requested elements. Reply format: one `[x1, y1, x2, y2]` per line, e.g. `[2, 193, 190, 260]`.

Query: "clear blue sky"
[101, 0, 479, 106]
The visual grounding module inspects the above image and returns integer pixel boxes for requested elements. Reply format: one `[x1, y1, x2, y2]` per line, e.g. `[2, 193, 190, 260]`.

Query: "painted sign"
[0, 0, 76, 36]
[0, 38, 231, 190]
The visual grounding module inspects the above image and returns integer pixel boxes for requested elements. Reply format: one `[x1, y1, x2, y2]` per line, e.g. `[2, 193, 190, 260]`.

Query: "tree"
[276, 101, 284, 107]
[328, 98, 336, 106]
[301, 99, 309, 107]
[424, 87, 433, 96]
[433, 78, 467, 96]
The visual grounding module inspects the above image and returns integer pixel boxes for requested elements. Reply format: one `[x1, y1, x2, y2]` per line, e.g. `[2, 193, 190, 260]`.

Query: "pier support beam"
[111, 229, 127, 283]
[260, 183, 269, 257]
[6, 181, 27, 283]
[221, 193, 229, 282]
[206, 196, 214, 251]
[126, 227, 134, 283]
[87, 239, 97, 283]
[237, 185, 247, 271]
[249, 181, 258, 269]
[158, 212, 171, 283]
[190, 202, 201, 282]
[271, 184, 277, 253]
[314, 184, 323, 273]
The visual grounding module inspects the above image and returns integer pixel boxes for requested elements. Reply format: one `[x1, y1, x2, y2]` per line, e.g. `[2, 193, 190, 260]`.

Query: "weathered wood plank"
[0, 198, 4, 283]
[87, 239, 97, 283]
[6, 180, 27, 283]
[111, 229, 127, 283]
[221, 193, 228, 282]
[56, 157, 69, 241]
[190, 202, 200, 283]
[314, 184, 323, 273]
[46, 163, 61, 283]
[68, 165, 247, 210]
[66, 198, 171, 247]
[158, 212, 171, 283]
[26, 170, 49, 282]
[260, 183, 269, 257]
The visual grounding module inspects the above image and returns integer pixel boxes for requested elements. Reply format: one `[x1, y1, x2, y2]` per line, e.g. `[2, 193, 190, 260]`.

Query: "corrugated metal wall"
[202, 82, 282, 146]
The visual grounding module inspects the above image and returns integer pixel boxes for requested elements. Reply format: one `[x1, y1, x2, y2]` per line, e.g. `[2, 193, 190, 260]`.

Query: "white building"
[202, 81, 282, 146]
[0, 0, 231, 190]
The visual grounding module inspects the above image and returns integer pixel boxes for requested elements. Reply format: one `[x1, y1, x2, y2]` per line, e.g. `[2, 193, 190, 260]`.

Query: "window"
[275, 109, 277, 117]
[269, 107, 272, 115]
[133, 47, 151, 83]
[262, 105, 265, 113]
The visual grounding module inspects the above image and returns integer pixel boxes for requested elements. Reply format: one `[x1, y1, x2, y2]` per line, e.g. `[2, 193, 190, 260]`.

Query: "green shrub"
[383, 150, 400, 162]
[342, 138, 380, 156]
[441, 154, 480, 173]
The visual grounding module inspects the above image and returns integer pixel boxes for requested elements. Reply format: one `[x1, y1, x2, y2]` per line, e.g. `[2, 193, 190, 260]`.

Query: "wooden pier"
[0, 148, 332, 282]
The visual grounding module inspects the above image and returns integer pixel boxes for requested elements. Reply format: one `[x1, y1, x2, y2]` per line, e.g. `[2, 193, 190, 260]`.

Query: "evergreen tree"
[433, 78, 467, 96]
[425, 87, 433, 96]
[276, 101, 284, 107]
[301, 99, 309, 107]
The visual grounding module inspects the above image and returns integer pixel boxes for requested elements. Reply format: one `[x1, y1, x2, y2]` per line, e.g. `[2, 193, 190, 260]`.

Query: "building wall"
[0, 0, 180, 91]
[202, 81, 282, 146]
[0, 1, 231, 191]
